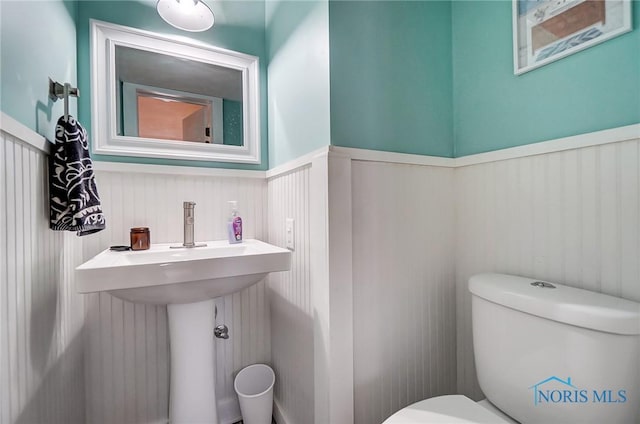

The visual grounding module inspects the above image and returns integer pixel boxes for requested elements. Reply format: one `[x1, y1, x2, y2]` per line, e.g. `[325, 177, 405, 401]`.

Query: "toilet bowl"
[383, 395, 517, 423]
[382, 273, 640, 424]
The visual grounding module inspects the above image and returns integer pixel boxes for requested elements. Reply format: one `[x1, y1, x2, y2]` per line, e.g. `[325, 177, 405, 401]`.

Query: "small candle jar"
[130, 227, 150, 251]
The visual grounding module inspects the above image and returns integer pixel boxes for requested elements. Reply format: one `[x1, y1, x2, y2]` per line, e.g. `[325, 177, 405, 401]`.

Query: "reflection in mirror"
[115, 46, 243, 146]
[91, 20, 260, 164]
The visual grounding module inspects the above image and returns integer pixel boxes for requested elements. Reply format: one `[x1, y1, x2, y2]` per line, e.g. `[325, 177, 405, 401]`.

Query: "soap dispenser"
[227, 201, 243, 244]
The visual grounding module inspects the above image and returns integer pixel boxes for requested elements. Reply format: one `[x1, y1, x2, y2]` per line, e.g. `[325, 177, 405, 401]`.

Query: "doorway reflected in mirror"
[137, 95, 211, 143]
[116, 45, 243, 146]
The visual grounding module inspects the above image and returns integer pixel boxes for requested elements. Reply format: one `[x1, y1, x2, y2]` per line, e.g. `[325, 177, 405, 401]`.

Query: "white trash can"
[234, 364, 275, 424]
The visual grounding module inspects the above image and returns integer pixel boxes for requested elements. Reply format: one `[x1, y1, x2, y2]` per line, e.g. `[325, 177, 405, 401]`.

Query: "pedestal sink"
[76, 239, 291, 424]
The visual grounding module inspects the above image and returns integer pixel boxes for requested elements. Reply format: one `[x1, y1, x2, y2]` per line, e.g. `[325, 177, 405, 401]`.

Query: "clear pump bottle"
[227, 201, 243, 244]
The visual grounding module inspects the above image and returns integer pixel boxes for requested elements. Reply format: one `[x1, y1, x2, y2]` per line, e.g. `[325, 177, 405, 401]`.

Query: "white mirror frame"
[90, 19, 261, 164]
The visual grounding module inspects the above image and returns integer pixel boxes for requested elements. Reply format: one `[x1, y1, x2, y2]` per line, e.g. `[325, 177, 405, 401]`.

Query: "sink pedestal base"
[168, 299, 219, 424]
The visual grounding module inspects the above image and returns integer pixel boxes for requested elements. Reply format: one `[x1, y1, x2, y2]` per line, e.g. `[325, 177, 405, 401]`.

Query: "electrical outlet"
[285, 218, 295, 250]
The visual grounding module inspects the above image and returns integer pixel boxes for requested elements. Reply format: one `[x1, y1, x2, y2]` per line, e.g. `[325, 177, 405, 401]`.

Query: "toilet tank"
[470, 273, 640, 424]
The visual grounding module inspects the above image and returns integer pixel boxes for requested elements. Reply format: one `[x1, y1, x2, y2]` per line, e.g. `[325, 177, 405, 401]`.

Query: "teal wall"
[76, 0, 268, 170]
[1, 0, 77, 139]
[5, 0, 636, 165]
[329, 1, 454, 158]
[266, 0, 331, 167]
[223, 99, 243, 146]
[453, 0, 640, 157]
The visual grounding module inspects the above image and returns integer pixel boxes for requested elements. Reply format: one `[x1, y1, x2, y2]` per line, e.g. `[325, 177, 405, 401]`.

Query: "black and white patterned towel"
[49, 115, 105, 236]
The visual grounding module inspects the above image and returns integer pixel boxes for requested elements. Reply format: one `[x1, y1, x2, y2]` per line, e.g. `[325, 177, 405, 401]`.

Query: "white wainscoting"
[267, 165, 314, 424]
[455, 138, 640, 399]
[0, 130, 86, 424]
[81, 170, 268, 424]
[5, 114, 637, 424]
[351, 161, 457, 424]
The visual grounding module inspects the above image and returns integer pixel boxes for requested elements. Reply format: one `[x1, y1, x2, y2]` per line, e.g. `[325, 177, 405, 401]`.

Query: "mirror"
[116, 46, 244, 146]
[91, 20, 260, 164]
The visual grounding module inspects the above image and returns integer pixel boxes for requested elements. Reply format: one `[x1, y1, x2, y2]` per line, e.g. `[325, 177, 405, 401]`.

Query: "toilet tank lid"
[469, 273, 640, 335]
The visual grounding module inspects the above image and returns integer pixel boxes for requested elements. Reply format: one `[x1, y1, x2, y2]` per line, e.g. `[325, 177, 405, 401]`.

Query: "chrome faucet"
[183, 201, 196, 247]
[172, 201, 206, 249]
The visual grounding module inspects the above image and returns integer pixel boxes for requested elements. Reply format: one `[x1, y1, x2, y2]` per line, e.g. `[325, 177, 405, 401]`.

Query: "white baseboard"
[265, 146, 328, 179]
[273, 398, 290, 424]
[0, 111, 50, 154]
[335, 124, 640, 168]
[92, 160, 266, 179]
[331, 145, 455, 167]
[453, 124, 640, 167]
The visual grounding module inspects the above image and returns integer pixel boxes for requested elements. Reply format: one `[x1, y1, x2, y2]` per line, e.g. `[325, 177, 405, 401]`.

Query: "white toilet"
[384, 273, 640, 424]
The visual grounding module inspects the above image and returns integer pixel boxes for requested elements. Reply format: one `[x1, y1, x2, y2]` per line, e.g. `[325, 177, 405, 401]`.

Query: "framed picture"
[512, 0, 632, 74]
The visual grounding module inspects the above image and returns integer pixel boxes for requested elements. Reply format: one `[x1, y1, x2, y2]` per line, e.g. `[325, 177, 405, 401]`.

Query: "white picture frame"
[512, 0, 632, 75]
[91, 20, 261, 164]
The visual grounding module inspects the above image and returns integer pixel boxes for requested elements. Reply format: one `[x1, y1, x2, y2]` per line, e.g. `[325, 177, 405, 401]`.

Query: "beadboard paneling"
[0, 131, 85, 424]
[455, 139, 640, 399]
[267, 166, 314, 424]
[351, 161, 457, 424]
[81, 170, 269, 424]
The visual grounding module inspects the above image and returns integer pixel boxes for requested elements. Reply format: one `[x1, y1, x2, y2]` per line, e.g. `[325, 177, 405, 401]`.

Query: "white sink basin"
[76, 239, 291, 304]
[77, 238, 290, 423]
